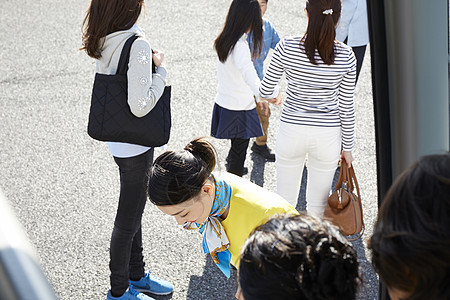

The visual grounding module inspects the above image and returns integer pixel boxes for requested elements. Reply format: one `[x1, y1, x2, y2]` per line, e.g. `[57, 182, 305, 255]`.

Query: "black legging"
[109, 148, 154, 297]
[227, 138, 249, 177]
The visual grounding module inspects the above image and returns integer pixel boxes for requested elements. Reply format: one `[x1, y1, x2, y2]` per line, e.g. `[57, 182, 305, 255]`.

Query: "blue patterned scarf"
[183, 175, 232, 277]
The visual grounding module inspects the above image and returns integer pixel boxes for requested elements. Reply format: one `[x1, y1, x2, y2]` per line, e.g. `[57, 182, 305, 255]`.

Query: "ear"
[202, 183, 215, 197]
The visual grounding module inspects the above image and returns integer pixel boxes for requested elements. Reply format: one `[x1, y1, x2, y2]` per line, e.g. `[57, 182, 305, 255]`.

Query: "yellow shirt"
[219, 172, 298, 267]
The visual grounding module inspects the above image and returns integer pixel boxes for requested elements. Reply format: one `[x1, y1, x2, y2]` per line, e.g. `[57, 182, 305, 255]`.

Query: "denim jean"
[109, 148, 154, 297]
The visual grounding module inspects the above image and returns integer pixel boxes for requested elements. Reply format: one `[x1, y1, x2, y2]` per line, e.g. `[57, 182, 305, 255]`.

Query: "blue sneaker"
[106, 286, 154, 300]
[129, 271, 174, 295]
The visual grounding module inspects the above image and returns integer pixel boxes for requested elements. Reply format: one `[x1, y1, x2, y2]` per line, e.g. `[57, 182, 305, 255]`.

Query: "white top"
[260, 37, 356, 151]
[215, 34, 278, 111]
[336, 0, 370, 47]
[94, 25, 167, 158]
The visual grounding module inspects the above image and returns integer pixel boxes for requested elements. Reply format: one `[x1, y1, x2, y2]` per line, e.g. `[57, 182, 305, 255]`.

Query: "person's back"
[218, 171, 297, 266]
[369, 153, 450, 300]
[215, 34, 260, 110]
[258, 0, 356, 213]
[237, 213, 361, 300]
[211, 0, 279, 177]
[265, 37, 355, 129]
[247, 17, 280, 80]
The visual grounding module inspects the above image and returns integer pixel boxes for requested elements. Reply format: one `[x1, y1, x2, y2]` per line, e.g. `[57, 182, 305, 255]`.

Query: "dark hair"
[239, 213, 361, 300]
[303, 0, 341, 65]
[81, 0, 144, 59]
[214, 0, 263, 63]
[147, 138, 217, 206]
[369, 153, 450, 300]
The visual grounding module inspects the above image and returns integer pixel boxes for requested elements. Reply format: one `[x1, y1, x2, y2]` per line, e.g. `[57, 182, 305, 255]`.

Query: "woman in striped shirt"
[260, 0, 356, 216]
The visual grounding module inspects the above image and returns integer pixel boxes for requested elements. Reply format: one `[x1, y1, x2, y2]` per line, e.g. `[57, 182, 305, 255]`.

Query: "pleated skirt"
[210, 103, 263, 139]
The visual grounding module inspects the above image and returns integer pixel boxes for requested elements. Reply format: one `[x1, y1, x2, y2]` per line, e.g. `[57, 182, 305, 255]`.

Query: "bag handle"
[151, 50, 157, 74]
[335, 160, 349, 191]
[335, 161, 361, 200]
[349, 166, 361, 200]
[116, 35, 140, 75]
[340, 160, 359, 194]
[349, 165, 365, 232]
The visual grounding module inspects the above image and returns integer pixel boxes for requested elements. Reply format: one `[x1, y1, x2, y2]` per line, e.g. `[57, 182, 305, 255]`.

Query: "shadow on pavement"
[351, 237, 379, 299]
[296, 166, 308, 211]
[186, 256, 238, 300]
[249, 152, 267, 187]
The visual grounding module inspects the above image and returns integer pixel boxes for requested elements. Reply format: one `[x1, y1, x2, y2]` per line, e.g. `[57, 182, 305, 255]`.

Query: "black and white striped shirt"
[260, 37, 356, 151]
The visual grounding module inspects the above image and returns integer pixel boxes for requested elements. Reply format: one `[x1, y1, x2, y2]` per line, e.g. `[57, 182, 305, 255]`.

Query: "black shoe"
[225, 158, 248, 175]
[251, 142, 275, 162]
[225, 166, 248, 176]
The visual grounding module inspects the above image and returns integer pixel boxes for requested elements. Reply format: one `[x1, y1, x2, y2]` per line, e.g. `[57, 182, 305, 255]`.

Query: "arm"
[339, 49, 357, 153]
[259, 39, 284, 99]
[127, 38, 167, 118]
[336, 0, 358, 42]
[231, 39, 265, 98]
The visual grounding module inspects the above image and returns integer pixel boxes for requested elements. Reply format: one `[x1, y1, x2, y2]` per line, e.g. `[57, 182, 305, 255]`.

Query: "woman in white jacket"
[81, 0, 173, 299]
[211, 0, 278, 177]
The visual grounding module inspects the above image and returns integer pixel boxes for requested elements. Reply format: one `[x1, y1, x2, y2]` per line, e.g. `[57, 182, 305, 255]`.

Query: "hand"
[264, 97, 278, 104]
[263, 92, 282, 105]
[152, 50, 165, 67]
[273, 91, 283, 105]
[340, 151, 354, 167]
[258, 101, 269, 116]
[264, 97, 277, 104]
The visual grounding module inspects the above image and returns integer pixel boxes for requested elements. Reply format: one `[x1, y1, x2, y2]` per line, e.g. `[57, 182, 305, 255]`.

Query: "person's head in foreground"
[369, 153, 450, 300]
[238, 213, 361, 300]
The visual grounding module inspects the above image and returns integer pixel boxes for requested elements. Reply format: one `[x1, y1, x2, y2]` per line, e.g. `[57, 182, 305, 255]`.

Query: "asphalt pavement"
[0, 0, 378, 299]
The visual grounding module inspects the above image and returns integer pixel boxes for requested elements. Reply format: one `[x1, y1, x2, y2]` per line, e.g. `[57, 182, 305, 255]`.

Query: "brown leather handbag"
[323, 161, 364, 241]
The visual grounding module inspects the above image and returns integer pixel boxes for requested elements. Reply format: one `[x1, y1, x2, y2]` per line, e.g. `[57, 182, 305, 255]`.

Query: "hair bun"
[296, 235, 359, 299]
[184, 137, 217, 173]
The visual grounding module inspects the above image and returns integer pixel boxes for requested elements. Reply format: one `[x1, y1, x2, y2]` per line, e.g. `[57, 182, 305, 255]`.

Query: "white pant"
[275, 123, 341, 216]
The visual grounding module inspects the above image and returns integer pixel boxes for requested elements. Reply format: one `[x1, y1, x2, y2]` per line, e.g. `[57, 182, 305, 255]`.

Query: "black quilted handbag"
[87, 35, 171, 147]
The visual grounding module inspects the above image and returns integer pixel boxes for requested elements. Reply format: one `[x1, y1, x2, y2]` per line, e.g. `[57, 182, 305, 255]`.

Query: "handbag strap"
[335, 161, 360, 195]
[116, 35, 140, 75]
[349, 165, 365, 230]
[335, 160, 349, 191]
[151, 50, 157, 74]
[349, 166, 361, 203]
